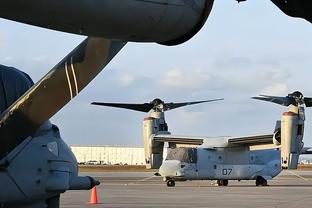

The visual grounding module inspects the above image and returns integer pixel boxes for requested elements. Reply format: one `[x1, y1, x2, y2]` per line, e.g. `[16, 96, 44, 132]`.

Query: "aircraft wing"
[301, 147, 312, 154]
[153, 135, 204, 145]
[153, 134, 274, 147]
[227, 134, 274, 146]
[0, 37, 126, 159]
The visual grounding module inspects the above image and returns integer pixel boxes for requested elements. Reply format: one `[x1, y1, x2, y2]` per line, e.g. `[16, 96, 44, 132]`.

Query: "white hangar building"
[70, 145, 145, 165]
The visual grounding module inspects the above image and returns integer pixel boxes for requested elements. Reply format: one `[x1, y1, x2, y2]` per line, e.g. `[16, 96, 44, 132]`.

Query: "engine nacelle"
[0, 0, 214, 45]
[143, 112, 170, 169]
[280, 111, 304, 169]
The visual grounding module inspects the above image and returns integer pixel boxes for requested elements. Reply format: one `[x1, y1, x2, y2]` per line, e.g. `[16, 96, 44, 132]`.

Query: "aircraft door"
[196, 149, 217, 179]
[182, 148, 198, 180]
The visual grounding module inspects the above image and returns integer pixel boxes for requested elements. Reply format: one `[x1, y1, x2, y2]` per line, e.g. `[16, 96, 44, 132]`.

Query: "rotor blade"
[91, 102, 154, 113]
[304, 97, 312, 107]
[0, 37, 126, 159]
[163, 99, 224, 111]
[252, 95, 291, 106]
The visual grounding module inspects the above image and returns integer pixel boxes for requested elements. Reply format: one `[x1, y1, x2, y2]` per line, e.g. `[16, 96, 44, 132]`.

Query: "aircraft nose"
[159, 160, 182, 177]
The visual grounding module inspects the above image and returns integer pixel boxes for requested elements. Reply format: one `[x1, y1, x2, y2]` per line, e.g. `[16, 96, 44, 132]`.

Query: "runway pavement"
[61, 170, 312, 208]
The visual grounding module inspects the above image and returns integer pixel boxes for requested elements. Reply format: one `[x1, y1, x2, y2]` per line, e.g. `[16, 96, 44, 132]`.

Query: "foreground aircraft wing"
[153, 135, 204, 145]
[228, 134, 274, 146]
[0, 38, 126, 159]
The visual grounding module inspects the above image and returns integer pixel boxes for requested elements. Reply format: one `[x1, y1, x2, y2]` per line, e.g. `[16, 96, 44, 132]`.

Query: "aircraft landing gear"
[255, 176, 268, 186]
[217, 179, 228, 186]
[166, 179, 176, 187]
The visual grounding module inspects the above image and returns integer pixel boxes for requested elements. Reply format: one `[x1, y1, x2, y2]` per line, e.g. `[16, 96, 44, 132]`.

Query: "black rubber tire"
[217, 180, 228, 186]
[256, 176, 267, 186]
[167, 180, 175, 187]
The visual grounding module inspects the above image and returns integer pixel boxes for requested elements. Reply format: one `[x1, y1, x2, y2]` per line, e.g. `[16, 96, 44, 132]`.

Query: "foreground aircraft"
[1, 0, 311, 206]
[238, 0, 312, 23]
[0, 1, 219, 207]
[92, 91, 312, 187]
[0, 0, 312, 44]
[0, 38, 127, 207]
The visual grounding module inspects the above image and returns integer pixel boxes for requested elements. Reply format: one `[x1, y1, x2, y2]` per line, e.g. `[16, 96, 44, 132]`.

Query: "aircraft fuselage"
[0, 0, 214, 45]
[0, 123, 98, 208]
[159, 147, 281, 183]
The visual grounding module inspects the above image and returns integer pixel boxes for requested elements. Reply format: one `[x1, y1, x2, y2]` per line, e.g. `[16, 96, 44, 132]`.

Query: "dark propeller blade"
[92, 98, 223, 113]
[304, 97, 312, 107]
[91, 102, 154, 113]
[252, 95, 292, 106]
[271, 0, 312, 23]
[0, 37, 126, 159]
[163, 99, 224, 111]
[252, 91, 312, 107]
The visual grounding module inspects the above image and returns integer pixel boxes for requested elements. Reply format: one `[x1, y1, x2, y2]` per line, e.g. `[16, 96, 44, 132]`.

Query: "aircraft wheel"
[256, 176, 267, 186]
[167, 180, 175, 187]
[217, 180, 228, 186]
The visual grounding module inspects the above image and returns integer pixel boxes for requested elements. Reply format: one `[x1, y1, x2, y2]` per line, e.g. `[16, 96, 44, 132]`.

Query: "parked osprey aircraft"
[92, 91, 312, 187]
[1, 0, 312, 207]
[0, 1, 218, 208]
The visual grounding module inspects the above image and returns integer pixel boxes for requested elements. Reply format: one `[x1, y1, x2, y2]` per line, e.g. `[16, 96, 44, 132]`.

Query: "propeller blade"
[91, 102, 154, 113]
[163, 99, 224, 111]
[0, 37, 126, 159]
[252, 95, 292, 106]
[304, 97, 312, 107]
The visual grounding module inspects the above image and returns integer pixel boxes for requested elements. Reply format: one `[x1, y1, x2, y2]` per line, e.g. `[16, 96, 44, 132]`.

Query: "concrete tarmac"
[61, 171, 312, 208]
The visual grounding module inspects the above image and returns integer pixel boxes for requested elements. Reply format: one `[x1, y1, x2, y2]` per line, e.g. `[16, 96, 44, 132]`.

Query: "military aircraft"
[0, 1, 218, 207]
[0, 38, 130, 207]
[92, 91, 312, 187]
[238, 0, 312, 23]
[0, 0, 312, 45]
[0, 0, 311, 207]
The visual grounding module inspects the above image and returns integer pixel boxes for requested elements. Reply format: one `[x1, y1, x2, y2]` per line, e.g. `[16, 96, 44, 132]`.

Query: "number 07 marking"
[222, 168, 233, 175]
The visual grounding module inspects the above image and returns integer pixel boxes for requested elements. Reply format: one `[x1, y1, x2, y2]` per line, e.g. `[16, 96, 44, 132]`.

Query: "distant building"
[70, 145, 145, 165]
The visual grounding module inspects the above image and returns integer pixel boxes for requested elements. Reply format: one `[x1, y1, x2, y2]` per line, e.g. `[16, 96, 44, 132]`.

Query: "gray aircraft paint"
[0, 37, 126, 207]
[0, 0, 214, 45]
[160, 147, 281, 181]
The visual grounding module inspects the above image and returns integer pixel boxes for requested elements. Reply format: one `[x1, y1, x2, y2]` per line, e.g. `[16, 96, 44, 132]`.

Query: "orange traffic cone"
[89, 187, 99, 204]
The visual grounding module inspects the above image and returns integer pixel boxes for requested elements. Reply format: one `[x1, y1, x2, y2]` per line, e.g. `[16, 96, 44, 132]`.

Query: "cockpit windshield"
[166, 147, 197, 163]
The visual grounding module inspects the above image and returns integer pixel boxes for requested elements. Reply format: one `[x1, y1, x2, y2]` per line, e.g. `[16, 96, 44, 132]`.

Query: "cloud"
[259, 83, 289, 95]
[160, 69, 211, 90]
[118, 73, 136, 87]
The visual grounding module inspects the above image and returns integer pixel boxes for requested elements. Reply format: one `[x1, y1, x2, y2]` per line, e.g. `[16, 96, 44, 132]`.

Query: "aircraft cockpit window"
[166, 148, 197, 163]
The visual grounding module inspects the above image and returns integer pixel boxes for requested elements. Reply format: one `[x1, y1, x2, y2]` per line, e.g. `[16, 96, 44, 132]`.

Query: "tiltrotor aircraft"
[92, 91, 312, 187]
[1, 0, 312, 207]
[0, 1, 215, 208]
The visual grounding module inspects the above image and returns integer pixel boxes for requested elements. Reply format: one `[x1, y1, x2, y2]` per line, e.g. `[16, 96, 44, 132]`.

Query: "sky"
[1, 1, 312, 147]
